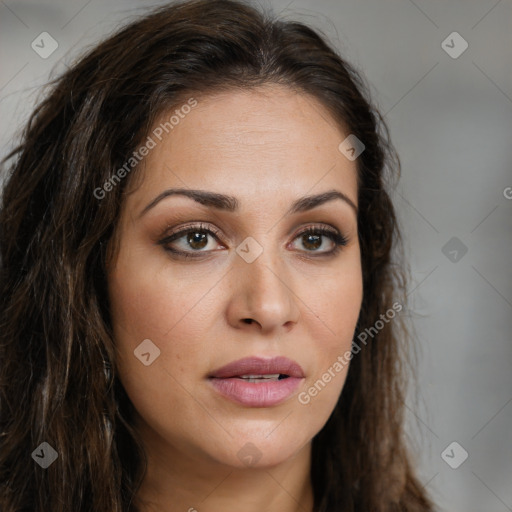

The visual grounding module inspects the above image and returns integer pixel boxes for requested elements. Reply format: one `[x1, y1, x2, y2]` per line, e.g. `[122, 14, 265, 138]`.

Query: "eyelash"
[157, 222, 348, 260]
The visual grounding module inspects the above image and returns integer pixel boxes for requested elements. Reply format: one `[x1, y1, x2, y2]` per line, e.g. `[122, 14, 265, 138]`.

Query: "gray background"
[1, 0, 511, 510]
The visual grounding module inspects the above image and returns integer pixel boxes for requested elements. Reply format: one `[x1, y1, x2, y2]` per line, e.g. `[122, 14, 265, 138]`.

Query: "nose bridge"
[230, 235, 300, 329]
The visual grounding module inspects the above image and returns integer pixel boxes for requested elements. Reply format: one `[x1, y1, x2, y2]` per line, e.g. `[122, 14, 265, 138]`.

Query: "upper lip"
[208, 356, 305, 379]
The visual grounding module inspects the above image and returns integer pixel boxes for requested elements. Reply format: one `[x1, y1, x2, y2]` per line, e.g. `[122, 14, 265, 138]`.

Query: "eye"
[158, 223, 348, 259]
[289, 226, 348, 255]
[158, 222, 224, 259]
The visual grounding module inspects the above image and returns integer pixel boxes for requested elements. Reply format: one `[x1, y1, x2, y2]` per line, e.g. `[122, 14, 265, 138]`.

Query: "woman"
[0, 0, 436, 510]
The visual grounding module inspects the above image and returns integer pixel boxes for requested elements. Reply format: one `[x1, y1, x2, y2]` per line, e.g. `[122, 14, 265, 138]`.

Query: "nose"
[226, 247, 301, 334]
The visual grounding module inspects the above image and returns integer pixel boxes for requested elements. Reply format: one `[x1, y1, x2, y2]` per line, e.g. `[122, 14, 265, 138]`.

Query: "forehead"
[128, 85, 358, 211]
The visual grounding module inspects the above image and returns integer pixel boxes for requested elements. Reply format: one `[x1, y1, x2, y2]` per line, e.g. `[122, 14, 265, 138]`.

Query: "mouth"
[208, 356, 305, 407]
[233, 374, 290, 382]
[208, 356, 305, 379]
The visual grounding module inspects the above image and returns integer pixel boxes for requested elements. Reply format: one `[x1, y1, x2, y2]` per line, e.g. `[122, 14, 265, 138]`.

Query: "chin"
[208, 434, 308, 470]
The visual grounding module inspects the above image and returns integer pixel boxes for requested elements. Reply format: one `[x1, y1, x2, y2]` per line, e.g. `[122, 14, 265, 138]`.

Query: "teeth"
[239, 374, 280, 379]
[238, 374, 280, 382]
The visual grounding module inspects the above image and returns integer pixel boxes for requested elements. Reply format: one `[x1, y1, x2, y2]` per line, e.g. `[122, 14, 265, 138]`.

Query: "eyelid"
[161, 222, 223, 241]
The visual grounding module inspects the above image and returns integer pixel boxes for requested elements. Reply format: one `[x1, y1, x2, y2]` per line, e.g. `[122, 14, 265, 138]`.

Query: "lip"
[208, 356, 305, 407]
[209, 356, 305, 379]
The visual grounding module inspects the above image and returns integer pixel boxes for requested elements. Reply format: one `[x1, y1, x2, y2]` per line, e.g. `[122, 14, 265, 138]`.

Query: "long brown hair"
[0, 0, 435, 510]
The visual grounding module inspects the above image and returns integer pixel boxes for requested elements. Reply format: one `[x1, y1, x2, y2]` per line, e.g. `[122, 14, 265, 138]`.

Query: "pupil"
[188, 232, 207, 249]
[303, 234, 320, 250]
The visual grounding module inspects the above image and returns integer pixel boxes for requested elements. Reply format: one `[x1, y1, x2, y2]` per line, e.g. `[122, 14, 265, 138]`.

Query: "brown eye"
[185, 231, 209, 250]
[158, 223, 348, 260]
[291, 227, 348, 255]
[301, 233, 323, 251]
[158, 222, 225, 259]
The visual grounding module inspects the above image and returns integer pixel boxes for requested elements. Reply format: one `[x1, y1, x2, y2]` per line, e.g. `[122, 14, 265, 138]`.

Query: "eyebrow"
[138, 187, 358, 218]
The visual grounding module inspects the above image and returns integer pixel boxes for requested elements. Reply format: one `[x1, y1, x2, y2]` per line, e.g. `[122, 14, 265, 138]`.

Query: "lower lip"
[209, 376, 303, 407]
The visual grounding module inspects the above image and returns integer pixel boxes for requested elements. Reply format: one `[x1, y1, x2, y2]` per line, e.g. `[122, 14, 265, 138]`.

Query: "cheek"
[297, 259, 362, 411]
[107, 251, 207, 392]
[302, 255, 363, 348]
[108, 248, 205, 341]
[107, 257, 211, 441]
[330, 272, 362, 350]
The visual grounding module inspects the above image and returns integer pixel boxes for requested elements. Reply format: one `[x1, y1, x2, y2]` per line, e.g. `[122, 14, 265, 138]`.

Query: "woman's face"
[107, 85, 363, 469]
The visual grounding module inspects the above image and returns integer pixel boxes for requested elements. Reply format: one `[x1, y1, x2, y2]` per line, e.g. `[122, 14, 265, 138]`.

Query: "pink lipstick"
[208, 356, 304, 407]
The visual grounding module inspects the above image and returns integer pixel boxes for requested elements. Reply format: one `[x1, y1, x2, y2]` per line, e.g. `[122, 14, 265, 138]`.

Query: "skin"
[107, 84, 363, 512]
